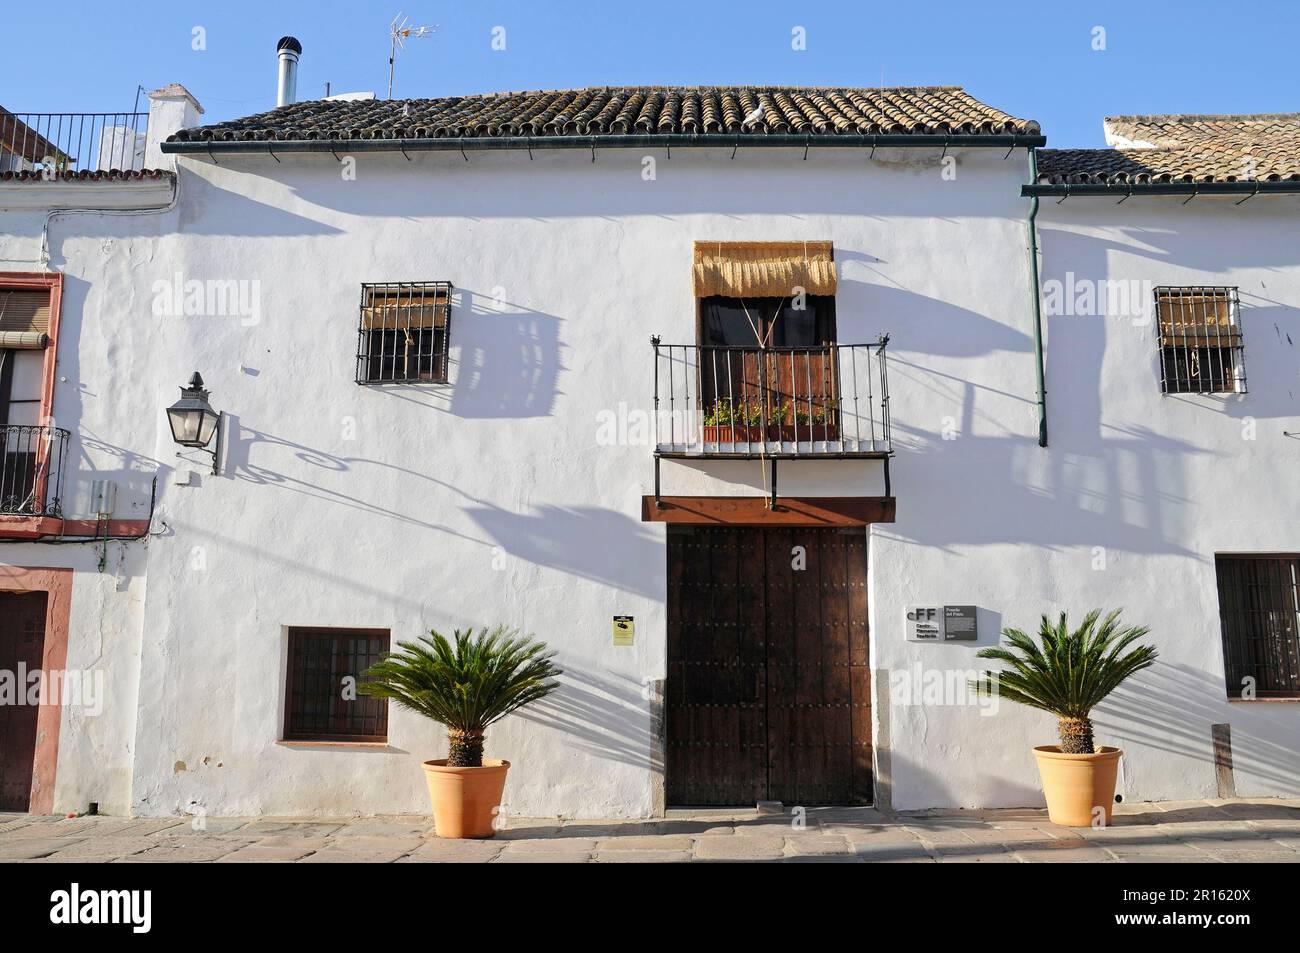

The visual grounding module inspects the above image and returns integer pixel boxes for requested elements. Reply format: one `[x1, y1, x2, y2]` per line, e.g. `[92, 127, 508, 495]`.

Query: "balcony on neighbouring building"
[0, 424, 70, 517]
[651, 337, 892, 459]
[0, 109, 149, 176]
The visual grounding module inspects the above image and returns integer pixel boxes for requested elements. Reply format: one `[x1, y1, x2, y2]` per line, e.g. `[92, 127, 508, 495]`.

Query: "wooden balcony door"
[697, 296, 839, 437]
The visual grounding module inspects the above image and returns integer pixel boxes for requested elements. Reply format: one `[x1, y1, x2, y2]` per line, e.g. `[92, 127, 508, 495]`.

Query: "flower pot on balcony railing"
[699, 424, 843, 443]
[701, 400, 839, 444]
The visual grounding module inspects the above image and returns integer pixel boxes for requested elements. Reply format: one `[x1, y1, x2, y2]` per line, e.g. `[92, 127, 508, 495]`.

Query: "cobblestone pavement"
[2, 799, 1297, 863]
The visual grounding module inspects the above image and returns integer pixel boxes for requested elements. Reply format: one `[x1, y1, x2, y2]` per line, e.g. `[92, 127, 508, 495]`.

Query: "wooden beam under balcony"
[641, 495, 895, 526]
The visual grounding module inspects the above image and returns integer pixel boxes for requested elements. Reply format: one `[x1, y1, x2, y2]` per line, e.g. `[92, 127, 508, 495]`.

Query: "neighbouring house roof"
[163, 85, 1042, 150]
[1034, 113, 1300, 187]
[0, 107, 66, 163]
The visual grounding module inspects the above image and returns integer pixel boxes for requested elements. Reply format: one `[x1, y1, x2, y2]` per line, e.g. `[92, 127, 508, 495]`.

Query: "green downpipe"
[1026, 147, 1048, 447]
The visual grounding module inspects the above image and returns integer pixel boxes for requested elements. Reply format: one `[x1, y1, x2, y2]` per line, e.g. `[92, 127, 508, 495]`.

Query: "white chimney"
[276, 36, 302, 107]
[144, 84, 204, 170]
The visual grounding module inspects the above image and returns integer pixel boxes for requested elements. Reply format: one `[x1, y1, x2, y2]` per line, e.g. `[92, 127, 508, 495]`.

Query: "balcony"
[651, 338, 892, 458]
[0, 109, 149, 175]
[1, 425, 70, 517]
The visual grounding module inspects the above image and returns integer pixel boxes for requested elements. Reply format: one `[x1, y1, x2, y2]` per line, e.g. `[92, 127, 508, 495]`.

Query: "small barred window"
[1215, 556, 1300, 699]
[1155, 287, 1244, 394]
[356, 282, 452, 384]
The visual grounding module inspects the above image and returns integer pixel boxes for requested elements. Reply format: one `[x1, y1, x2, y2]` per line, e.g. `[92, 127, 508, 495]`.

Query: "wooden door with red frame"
[665, 526, 871, 806]
[0, 591, 48, 811]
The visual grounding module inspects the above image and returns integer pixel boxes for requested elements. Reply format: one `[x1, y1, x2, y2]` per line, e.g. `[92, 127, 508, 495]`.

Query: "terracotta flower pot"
[702, 423, 840, 444]
[422, 759, 511, 838]
[702, 424, 764, 444]
[1032, 745, 1121, 827]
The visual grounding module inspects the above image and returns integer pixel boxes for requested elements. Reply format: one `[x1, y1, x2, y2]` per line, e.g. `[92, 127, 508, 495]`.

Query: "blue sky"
[4, 1, 1297, 147]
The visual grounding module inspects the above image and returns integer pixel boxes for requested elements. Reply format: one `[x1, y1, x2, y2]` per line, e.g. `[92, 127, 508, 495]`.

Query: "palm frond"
[358, 626, 561, 734]
[971, 609, 1157, 720]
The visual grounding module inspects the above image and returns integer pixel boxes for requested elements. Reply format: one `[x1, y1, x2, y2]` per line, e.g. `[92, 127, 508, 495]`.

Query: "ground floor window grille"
[1215, 556, 1300, 698]
[284, 628, 390, 741]
[1156, 286, 1243, 393]
[356, 282, 451, 384]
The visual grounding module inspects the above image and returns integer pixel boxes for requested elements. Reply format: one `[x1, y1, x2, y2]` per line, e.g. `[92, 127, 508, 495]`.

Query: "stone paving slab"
[0, 797, 1295, 863]
[494, 850, 593, 863]
[116, 841, 249, 863]
[237, 821, 345, 838]
[594, 850, 693, 863]
[300, 850, 409, 864]
[596, 835, 696, 852]
[0, 838, 87, 861]
[783, 834, 851, 854]
[506, 837, 599, 852]
[694, 835, 786, 860]
[160, 818, 252, 835]
[216, 845, 316, 863]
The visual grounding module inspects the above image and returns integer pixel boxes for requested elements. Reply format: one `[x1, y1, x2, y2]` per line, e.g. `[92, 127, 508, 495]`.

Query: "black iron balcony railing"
[0, 425, 70, 516]
[651, 337, 892, 456]
[0, 110, 149, 175]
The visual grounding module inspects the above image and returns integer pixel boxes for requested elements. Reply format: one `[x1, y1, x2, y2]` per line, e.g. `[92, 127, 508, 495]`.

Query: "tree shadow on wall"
[516, 665, 661, 775]
[1095, 662, 1300, 795]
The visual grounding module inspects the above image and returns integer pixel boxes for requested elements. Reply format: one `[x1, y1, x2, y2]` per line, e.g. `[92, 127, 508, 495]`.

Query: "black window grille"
[356, 282, 452, 384]
[1215, 556, 1300, 699]
[1155, 286, 1244, 394]
[284, 628, 390, 741]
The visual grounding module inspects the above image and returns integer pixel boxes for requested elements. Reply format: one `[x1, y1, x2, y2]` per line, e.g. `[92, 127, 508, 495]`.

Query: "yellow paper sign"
[612, 616, 634, 646]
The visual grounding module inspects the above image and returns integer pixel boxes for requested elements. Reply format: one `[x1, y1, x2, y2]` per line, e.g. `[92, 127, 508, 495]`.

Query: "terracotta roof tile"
[1037, 113, 1300, 185]
[0, 168, 173, 183]
[167, 85, 1039, 144]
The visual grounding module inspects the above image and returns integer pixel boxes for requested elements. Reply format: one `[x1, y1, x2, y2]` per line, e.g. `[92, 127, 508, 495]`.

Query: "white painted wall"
[2, 144, 1296, 817]
[875, 193, 1300, 810]
[1, 200, 174, 816]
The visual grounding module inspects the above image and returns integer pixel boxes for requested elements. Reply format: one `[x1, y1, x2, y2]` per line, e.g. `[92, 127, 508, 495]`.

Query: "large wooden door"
[666, 526, 871, 805]
[0, 591, 47, 811]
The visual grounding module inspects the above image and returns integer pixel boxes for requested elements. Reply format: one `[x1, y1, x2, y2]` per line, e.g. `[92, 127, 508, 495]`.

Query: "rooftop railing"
[0, 110, 149, 174]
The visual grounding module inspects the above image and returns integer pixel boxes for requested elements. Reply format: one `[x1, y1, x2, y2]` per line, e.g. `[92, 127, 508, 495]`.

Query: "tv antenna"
[388, 12, 436, 99]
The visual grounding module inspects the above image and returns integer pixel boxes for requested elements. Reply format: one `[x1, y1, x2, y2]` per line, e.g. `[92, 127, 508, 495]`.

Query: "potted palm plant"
[360, 626, 561, 838]
[972, 609, 1157, 827]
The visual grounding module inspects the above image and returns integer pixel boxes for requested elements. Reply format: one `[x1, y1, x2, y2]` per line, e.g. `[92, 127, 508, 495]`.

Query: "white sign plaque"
[906, 606, 943, 642]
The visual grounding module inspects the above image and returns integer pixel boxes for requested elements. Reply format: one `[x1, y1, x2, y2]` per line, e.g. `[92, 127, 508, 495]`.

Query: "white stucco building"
[1, 64, 1296, 819]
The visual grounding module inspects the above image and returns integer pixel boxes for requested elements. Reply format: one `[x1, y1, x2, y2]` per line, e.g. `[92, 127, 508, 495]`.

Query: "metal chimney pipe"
[276, 36, 302, 107]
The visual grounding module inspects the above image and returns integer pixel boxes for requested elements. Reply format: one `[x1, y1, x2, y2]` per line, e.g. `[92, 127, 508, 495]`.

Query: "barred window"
[1215, 556, 1300, 699]
[356, 282, 451, 384]
[284, 628, 390, 742]
[1155, 287, 1244, 394]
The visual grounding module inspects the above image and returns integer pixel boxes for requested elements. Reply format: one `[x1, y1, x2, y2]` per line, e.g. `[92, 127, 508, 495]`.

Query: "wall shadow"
[446, 289, 565, 419]
[221, 420, 659, 599]
[1096, 662, 1300, 793]
[463, 502, 662, 600]
[517, 665, 660, 774]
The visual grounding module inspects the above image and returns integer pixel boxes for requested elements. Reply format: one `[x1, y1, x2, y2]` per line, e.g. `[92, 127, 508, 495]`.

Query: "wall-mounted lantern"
[166, 371, 222, 475]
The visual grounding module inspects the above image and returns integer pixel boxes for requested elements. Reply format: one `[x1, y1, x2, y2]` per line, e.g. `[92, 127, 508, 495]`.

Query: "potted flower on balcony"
[768, 399, 840, 442]
[809, 400, 840, 441]
[702, 398, 765, 443]
[360, 626, 561, 838]
[971, 610, 1157, 827]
